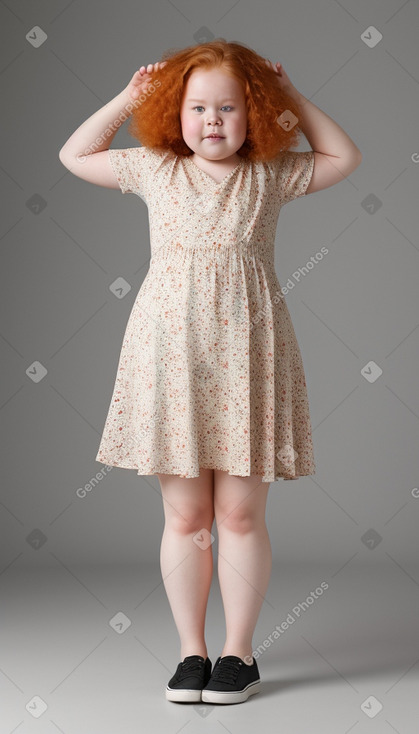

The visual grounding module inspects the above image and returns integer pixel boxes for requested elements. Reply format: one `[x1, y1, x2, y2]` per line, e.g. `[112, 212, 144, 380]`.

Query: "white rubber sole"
[201, 679, 261, 704]
[165, 686, 202, 702]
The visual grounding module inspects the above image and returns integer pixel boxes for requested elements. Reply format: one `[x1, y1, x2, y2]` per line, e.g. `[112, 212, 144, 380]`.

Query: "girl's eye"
[192, 106, 233, 112]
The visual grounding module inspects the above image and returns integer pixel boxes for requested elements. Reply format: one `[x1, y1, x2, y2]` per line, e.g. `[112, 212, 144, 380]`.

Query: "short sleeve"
[273, 150, 315, 207]
[108, 146, 168, 202]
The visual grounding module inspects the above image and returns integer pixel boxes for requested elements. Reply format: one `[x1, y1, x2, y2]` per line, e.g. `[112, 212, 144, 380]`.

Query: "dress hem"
[96, 456, 315, 483]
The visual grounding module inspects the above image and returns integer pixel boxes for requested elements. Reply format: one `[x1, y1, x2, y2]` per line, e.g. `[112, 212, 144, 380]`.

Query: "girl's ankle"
[181, 650, 208, 660]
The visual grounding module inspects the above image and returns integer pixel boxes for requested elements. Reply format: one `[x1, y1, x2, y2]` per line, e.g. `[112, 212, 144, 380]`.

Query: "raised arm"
[268, 60, 362, 195]
[58, 63, 166, 188]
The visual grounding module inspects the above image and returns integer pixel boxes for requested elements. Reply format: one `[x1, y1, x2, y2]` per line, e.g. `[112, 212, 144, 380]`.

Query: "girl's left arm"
[269, 60, 363, 195]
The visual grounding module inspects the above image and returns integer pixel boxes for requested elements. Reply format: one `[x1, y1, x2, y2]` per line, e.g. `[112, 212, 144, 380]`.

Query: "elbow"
[59, 145, 73, 163]
[58, 148, 75, 171]
[347, 148, 363, 175]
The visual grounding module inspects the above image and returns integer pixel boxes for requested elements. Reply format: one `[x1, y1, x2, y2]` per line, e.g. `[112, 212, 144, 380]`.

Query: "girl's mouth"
[206, 135, 224, 140]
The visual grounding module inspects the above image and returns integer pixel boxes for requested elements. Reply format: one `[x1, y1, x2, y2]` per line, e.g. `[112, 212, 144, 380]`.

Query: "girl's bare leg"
[213, 470, 271, 664]
[157, 468, 215, 661]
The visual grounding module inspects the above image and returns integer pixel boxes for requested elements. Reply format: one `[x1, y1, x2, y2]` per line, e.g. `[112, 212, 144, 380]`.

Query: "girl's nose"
[206, 113, 222, 125]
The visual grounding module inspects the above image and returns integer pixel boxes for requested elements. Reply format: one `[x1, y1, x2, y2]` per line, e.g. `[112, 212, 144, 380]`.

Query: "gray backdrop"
[1, 1, 419, 732]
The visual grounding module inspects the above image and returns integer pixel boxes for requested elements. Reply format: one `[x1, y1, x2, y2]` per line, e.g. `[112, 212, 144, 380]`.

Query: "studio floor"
[1, 563, 418, 733]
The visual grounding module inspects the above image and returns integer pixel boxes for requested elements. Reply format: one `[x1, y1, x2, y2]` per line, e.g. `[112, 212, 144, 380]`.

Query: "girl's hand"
[125, 62, 167, 101]
[264, 59, 298, 98]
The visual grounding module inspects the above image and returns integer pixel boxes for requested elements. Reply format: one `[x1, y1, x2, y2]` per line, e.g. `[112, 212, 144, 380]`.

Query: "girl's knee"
[216, 510, 256, 535]
[214, 473, 269, 533]
[165, 507, 214, 536]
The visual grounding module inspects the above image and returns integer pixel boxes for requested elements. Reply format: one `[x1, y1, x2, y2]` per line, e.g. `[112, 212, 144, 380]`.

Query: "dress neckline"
[184, 155, 244, 186]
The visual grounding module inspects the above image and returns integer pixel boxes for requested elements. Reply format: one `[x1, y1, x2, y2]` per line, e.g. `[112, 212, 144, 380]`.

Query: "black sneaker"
[165, 655, 212, 702]
[201, 655, 261, 704]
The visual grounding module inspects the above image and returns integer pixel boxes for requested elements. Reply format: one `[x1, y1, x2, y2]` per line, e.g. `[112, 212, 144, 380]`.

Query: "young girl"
[59, 39, 361, 705]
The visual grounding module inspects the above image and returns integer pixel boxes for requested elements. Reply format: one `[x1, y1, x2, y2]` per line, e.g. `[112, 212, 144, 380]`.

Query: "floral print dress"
[95, 145, 316, 482]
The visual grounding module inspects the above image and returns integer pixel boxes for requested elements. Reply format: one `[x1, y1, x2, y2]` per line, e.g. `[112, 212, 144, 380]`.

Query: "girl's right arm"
[58, 63, 165, 189]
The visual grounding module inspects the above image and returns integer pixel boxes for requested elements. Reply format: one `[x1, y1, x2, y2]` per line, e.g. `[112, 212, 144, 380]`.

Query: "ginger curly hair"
[127, 39, 306, 162]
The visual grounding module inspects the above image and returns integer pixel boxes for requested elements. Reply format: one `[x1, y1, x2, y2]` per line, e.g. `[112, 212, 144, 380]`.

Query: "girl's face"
[179, 67, 247, 162]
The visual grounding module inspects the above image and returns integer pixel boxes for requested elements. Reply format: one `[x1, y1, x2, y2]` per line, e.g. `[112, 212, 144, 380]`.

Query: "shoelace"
[211, 657, 242, 684]
[176, 657, 205, 682]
